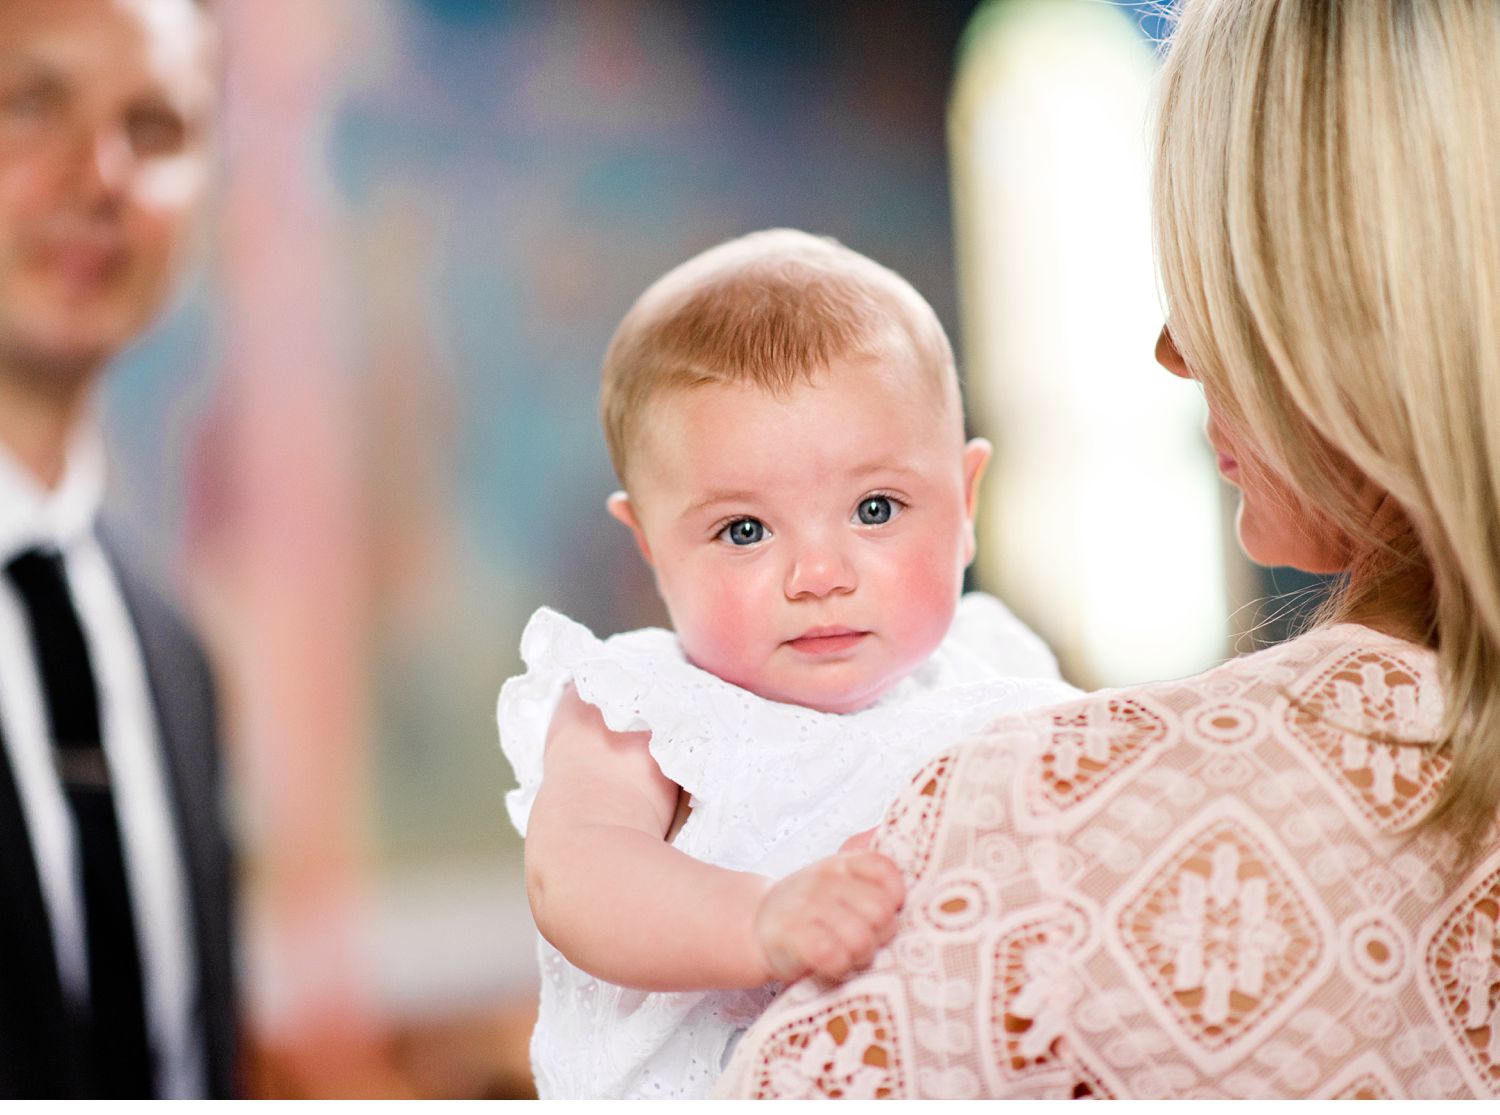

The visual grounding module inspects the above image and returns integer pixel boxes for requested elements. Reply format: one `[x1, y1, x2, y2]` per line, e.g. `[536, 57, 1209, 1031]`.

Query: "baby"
[498, 229, 1080, 1099]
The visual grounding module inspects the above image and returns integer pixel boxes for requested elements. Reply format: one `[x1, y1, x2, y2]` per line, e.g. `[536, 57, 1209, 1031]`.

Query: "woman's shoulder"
[715, 624, 1479, 1099]
[980, 619, 1439, 744]
[904, 620, 1446, 839]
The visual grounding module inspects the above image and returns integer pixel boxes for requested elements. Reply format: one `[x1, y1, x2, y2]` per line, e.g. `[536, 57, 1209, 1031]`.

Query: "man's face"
[0, 0, 215, 386]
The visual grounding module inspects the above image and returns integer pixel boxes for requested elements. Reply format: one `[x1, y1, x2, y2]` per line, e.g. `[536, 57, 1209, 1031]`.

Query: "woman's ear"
[607, 491, 653, 566]
[960, 438, 992, 565]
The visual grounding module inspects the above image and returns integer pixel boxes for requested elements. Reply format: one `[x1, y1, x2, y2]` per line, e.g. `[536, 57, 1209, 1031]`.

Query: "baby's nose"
[784, 541, 856, 600]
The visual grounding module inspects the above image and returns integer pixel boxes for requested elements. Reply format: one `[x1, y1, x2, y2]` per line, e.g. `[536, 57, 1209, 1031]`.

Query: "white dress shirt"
[0, 431, 203, 1098]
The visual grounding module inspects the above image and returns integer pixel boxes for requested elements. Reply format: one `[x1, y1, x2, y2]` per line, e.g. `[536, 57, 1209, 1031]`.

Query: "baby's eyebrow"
[852, 462, 921, 479]
[680, 490, 761, 519]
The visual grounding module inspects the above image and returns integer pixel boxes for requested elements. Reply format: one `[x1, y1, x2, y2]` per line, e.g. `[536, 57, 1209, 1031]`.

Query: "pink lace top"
[716, 622, 1500, 1099]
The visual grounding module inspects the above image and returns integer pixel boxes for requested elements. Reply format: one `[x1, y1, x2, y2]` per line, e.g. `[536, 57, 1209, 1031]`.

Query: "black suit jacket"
[0, 527, 238, 1098]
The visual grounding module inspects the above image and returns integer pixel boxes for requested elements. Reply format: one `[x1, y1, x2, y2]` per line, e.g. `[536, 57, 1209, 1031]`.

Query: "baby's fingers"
[839, 827, 877, 853]
[776, 921, 852, 983]
[843, 850, 905, 906]
[831, 875, 902, 934]
[803, 909, 879, 981]
[762, 936, 807, 984]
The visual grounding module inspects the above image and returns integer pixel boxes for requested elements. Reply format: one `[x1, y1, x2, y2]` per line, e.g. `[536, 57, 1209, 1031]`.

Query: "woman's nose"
[784, 540, 857, 600]
[1156, 325, 1194, 379]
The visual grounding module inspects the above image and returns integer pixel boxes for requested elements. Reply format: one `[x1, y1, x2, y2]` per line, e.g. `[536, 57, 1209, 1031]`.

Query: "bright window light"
[951, 0, 1230, 688]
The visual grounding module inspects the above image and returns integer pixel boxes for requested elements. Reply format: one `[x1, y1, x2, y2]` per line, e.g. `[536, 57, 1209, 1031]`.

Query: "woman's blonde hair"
[1154, 0, 1500, 840]
[600, 229, 959, 486]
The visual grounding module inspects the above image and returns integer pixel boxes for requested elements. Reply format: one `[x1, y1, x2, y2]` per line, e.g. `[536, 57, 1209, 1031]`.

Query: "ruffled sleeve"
[496, 606, 726, 836]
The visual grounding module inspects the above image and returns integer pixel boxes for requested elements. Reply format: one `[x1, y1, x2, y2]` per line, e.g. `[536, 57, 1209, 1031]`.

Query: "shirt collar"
[0, 423, 106, 564]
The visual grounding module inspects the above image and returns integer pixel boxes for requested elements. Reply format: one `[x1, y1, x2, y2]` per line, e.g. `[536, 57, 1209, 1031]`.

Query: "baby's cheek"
[675, 569, 767, 682]
[887, 551, 963, 653]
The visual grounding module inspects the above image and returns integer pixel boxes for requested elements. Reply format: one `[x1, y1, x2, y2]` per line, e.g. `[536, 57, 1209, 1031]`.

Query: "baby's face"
[612, 355, 989, 714]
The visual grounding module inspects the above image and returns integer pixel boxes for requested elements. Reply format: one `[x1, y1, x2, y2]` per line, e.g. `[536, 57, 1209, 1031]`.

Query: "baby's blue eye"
[856, 496, 894, 525]
[721, 518, 766, 546]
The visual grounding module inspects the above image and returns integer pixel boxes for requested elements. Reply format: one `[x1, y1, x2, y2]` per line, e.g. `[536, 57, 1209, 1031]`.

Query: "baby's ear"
[607, 491, 654, 566]
[960, 438, 991, 565]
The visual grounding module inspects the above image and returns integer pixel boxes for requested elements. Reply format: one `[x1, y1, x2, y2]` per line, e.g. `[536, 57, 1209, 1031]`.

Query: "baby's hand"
[754, 851, 905, 983]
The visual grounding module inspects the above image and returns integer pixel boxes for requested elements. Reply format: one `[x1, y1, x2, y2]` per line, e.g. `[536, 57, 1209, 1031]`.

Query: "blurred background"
[104, 0, 1328, 1098]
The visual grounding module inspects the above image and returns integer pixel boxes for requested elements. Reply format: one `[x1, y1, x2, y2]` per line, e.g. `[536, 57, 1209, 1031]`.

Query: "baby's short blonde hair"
[601, 229, 959, 486]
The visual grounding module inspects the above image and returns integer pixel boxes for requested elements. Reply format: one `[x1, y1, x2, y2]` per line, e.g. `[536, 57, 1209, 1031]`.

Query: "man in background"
[0, 0, 235, 1097]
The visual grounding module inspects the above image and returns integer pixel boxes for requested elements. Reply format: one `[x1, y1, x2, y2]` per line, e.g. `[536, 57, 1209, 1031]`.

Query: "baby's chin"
[746, 673, 906, 715]
[691, 665, 887, 713]
[687, 635, 953, 714]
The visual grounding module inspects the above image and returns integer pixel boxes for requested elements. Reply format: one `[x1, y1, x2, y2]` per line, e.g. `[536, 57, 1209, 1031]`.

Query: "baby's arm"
[525, 686, 904, 992]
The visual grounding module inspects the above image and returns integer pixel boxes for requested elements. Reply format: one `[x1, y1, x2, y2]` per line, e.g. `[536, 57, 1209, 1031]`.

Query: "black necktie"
[5, 548, 155, 1098]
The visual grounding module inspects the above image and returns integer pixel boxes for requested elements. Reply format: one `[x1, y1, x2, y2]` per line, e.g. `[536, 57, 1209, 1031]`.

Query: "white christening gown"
[497, 591, 1080, 1099]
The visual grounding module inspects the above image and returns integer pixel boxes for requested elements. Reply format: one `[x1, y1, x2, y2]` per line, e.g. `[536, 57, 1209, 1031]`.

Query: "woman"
[715, 0, 1500, 1099]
